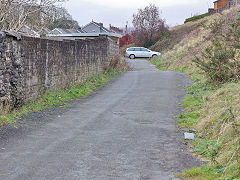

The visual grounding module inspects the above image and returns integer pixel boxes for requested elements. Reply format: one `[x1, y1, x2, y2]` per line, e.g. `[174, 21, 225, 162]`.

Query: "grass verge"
[151, 57, 240, 179]
[0, 69, 121, 126]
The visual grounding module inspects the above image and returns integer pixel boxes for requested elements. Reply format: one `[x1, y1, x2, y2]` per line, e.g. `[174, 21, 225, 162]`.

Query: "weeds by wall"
[0, 53, 128, 126]
[0, 32, 119, 113]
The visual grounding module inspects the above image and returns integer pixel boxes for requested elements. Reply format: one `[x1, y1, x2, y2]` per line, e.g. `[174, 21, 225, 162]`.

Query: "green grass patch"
[150, 57, 168, 71]
[181, 94, 203, 108]
[0, 69, 121, 126]
[171, 66, 188, 72]
[194, 139, 219, 162]
[177, 166, 221, 180]
[176, 81, 206, 127]
[178, 164, 240, 180]
[177, 111, 201, 127]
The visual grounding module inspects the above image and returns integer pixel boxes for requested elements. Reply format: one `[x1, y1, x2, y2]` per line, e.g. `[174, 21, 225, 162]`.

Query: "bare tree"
[132, 4, 168, 47]
[47, 6, 80, 30]
[0, 0, 69, 33]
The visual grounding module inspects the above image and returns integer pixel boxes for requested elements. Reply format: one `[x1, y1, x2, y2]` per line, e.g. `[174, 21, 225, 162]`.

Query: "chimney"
[99, 23, 103, 27]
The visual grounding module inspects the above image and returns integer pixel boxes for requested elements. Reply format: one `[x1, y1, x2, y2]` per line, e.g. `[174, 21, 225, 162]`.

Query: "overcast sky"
[63, 0, 214, 28]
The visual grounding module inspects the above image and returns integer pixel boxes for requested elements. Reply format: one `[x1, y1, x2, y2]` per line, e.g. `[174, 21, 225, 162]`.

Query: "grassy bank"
[151, 57, 240, 180]
[150, 7, 240, 179]
[0, 55, 129, 127]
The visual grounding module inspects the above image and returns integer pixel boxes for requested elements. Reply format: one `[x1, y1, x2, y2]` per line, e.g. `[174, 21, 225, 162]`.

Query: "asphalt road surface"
[0, 59, 201, 180]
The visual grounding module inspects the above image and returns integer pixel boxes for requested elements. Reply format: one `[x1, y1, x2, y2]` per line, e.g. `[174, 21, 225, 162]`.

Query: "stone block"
[0, 32, 119, 110]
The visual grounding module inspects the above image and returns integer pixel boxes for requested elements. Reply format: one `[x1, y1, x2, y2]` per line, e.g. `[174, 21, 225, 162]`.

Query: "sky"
[63, 0, 214, 29]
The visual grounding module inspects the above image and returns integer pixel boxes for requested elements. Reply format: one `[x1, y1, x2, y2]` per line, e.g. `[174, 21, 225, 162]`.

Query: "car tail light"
[125, 49, 127, 54]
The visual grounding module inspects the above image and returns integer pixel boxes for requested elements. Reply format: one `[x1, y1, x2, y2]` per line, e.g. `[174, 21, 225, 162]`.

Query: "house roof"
[214, 0, 232, 3]
[18, 25, 40, 37]
[47, 32, 122, 38]
[110, 26, 123, 34]
[82, 21, 111, 33]
[49, 28, 83, 34]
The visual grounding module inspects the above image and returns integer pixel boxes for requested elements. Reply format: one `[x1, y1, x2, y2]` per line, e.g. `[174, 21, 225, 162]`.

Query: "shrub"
[193, 38, 240, 83]
[193, 11, 240, 83]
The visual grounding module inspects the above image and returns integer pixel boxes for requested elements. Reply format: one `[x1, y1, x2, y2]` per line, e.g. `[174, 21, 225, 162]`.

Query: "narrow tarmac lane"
[0, 59, 201, 180]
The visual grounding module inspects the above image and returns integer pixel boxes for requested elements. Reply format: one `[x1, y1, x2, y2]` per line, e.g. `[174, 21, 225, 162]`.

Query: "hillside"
[151, 7, 240, 179]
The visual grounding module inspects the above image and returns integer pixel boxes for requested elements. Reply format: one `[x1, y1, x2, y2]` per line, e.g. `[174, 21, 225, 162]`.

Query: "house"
[109, 25, 123, 34]
[47, 33, 122, 46]
[213, 0, 240, 11]
[82, 21, 111, 33]
[18, 25, 40, 37]
[80, 21, 123, 44]
[214, 0, 229, 10]
[47, 21, 123, 45]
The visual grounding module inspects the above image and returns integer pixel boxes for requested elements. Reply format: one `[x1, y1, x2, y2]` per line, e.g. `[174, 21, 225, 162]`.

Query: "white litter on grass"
[184, 132, 195, 140]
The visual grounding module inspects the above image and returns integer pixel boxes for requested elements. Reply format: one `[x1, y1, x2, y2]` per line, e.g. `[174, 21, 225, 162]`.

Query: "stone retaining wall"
[0, 32, 119, 111]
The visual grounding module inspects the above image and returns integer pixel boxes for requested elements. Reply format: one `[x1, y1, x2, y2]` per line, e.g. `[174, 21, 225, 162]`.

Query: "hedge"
[184, 12, 210, 23]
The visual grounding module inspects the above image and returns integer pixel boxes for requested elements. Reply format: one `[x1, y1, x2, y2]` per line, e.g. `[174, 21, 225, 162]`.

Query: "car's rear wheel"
[129, 54, 135, 59]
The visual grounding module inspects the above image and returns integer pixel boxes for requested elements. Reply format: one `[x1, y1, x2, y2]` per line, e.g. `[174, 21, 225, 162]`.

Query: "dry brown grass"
[104, 54, 130, 72]
[151, 7, 240, 178]
[0, 101, 13, 126]
[195, 83, 240, 165]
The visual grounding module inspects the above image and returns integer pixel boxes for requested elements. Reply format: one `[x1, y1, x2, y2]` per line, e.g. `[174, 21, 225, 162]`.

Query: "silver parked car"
[125, 47, 161, 59]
